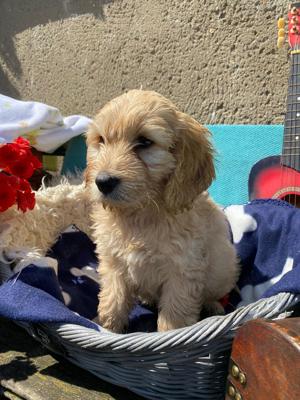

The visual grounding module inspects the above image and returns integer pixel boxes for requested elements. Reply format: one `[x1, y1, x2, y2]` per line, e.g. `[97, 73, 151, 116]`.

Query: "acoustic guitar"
[248, 2, 300, 207]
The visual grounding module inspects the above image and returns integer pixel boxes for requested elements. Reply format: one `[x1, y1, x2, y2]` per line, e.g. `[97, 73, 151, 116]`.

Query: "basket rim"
[42, 291, 299, 353]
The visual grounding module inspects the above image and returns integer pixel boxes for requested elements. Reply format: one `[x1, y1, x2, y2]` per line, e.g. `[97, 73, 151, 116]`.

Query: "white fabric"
[0, 94, 91, 152]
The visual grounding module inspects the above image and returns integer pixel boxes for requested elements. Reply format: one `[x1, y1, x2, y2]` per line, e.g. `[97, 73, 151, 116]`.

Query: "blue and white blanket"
[0, 199, 299, 333]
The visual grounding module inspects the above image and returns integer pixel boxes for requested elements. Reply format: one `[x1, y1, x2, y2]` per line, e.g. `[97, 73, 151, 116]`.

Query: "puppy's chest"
[100, 219, 207, 287]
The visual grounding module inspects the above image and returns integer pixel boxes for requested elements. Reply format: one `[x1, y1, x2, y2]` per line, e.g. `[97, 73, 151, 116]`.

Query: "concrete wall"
[0, 0, 289, 124]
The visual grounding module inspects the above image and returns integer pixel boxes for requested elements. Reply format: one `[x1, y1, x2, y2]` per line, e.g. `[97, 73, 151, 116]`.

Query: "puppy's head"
[86, 90, 215, 213]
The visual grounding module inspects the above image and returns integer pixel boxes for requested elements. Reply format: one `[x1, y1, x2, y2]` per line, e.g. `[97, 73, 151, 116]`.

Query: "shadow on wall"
[0, 0, 113, 98]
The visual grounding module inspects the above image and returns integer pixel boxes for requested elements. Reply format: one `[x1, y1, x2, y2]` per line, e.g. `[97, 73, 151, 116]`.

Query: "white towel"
[0, 94, 91, 152]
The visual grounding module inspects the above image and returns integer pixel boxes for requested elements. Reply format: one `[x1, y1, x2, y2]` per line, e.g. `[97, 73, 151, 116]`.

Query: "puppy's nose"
[95, 173, 120, 195]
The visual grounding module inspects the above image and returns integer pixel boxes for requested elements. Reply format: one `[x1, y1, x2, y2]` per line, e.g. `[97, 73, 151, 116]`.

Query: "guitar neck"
[282, 51, 300, 171]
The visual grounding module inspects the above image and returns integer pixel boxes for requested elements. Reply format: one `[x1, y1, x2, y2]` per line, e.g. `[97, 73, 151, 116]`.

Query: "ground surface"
[0, 318, 143, 400]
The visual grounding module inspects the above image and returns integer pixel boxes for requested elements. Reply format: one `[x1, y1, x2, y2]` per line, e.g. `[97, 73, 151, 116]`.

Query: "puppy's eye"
[134, 136, 153, 150]
[99, 135, 104, 144]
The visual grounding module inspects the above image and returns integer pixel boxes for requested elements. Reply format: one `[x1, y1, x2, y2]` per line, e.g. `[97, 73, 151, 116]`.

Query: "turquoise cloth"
[62, 134, 87, 175]
[208, 125, 283, 206]
[62, 125, 284, 207]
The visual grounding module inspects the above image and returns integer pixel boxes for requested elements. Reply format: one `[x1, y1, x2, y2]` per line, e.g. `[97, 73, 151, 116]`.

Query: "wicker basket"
[17, 291, 298, 400]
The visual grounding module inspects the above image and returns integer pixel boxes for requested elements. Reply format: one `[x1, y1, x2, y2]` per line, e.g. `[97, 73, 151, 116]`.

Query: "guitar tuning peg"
[278, 17, 285, 29]
[277, 18, 286, 48]
[292, 15, 298, 24]
[291, 6, 299, 15]
[277, 36, 286, 48]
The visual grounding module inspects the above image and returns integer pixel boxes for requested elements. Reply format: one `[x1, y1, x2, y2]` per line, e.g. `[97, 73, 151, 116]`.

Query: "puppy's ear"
[164, 112, 215, 213]
[84, 124, 97, 187]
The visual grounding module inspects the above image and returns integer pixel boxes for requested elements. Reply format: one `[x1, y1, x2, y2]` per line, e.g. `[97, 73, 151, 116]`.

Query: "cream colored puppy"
[86, 90, 239, 333]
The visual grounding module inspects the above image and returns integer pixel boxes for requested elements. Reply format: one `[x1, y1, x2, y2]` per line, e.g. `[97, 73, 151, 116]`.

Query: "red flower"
[0, 143, 20, 170]
[0, 173, 18, 212]
[14, 137, 31, 149]
[0, 137, 42, 179]
[16, 178, 36, 212]
[0, 136, 41, 212]
[9, 158, 35, 180]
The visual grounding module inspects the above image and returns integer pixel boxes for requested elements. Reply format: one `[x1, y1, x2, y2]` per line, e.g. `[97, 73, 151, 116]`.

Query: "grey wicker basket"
[16, 291, 299, 400]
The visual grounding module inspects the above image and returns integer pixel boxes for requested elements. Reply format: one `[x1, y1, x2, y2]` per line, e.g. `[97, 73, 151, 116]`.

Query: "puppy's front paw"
[98, 302, 128, 333]
[99, 311, 126, 333]
[157, 313, 197, 332]
[157, 317, 175, 332]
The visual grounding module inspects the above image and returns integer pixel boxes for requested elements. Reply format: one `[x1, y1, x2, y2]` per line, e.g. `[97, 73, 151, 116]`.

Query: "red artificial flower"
[0, 143, 20, 170]
[0, 136, 41, 213]
[14, 137, 31, 149]
[0, 173, 18, 212]
[9, 158, 35, 180]
[0, 137, 42, 179]
[16, 178, 36, 212]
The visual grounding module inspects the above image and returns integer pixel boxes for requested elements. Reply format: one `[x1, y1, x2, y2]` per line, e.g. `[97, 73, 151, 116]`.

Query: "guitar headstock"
[277, 2, 300, 50]
[288, 2, 300, 50]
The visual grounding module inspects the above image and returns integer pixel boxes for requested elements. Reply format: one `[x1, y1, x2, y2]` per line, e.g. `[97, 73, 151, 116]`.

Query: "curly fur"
[86, 89, 239, 333]
[0, 178, 91, 265]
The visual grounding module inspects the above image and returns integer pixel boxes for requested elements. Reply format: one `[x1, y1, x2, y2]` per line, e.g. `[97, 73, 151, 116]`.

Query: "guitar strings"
[281, 33, 300, 207]
[294, 38, 297, 206]
[281, 38, 287, 202]
[281, 40, 292, 204]
[289, 40, 295, 206]
[290, 47, 293, 207]
[293, 34, 300, 206]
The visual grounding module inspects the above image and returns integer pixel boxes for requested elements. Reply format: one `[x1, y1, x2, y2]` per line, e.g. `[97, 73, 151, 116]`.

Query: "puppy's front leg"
[98, 257, 134, 333]
[157, 277, 204, 332]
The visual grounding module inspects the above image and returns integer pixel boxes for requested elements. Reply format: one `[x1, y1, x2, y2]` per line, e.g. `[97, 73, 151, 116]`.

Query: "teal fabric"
[62, 125, 284, 207]
[61, 134, 87, 175]
[208, 125, 283, 206]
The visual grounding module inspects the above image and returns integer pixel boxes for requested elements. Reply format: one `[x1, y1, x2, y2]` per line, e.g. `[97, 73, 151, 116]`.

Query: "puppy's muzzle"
[95, 173, 120, 195]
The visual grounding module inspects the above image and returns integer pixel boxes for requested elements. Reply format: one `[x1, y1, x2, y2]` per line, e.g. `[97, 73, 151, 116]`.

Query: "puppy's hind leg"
[202, 300, 225, 317]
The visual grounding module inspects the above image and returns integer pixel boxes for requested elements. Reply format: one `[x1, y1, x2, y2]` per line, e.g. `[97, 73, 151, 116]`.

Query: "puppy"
[86, 90, 239, 333]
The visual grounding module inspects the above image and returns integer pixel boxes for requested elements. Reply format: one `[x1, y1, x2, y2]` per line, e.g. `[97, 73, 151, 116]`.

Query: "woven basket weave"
[17, 291, 298, 400]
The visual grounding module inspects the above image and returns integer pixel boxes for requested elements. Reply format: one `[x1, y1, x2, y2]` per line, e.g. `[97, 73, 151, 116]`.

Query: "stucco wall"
[0, 0, 289, 123]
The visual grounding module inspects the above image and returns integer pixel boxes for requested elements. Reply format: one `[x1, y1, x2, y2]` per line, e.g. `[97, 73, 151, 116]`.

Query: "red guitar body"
[249, 155, 300, 206]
